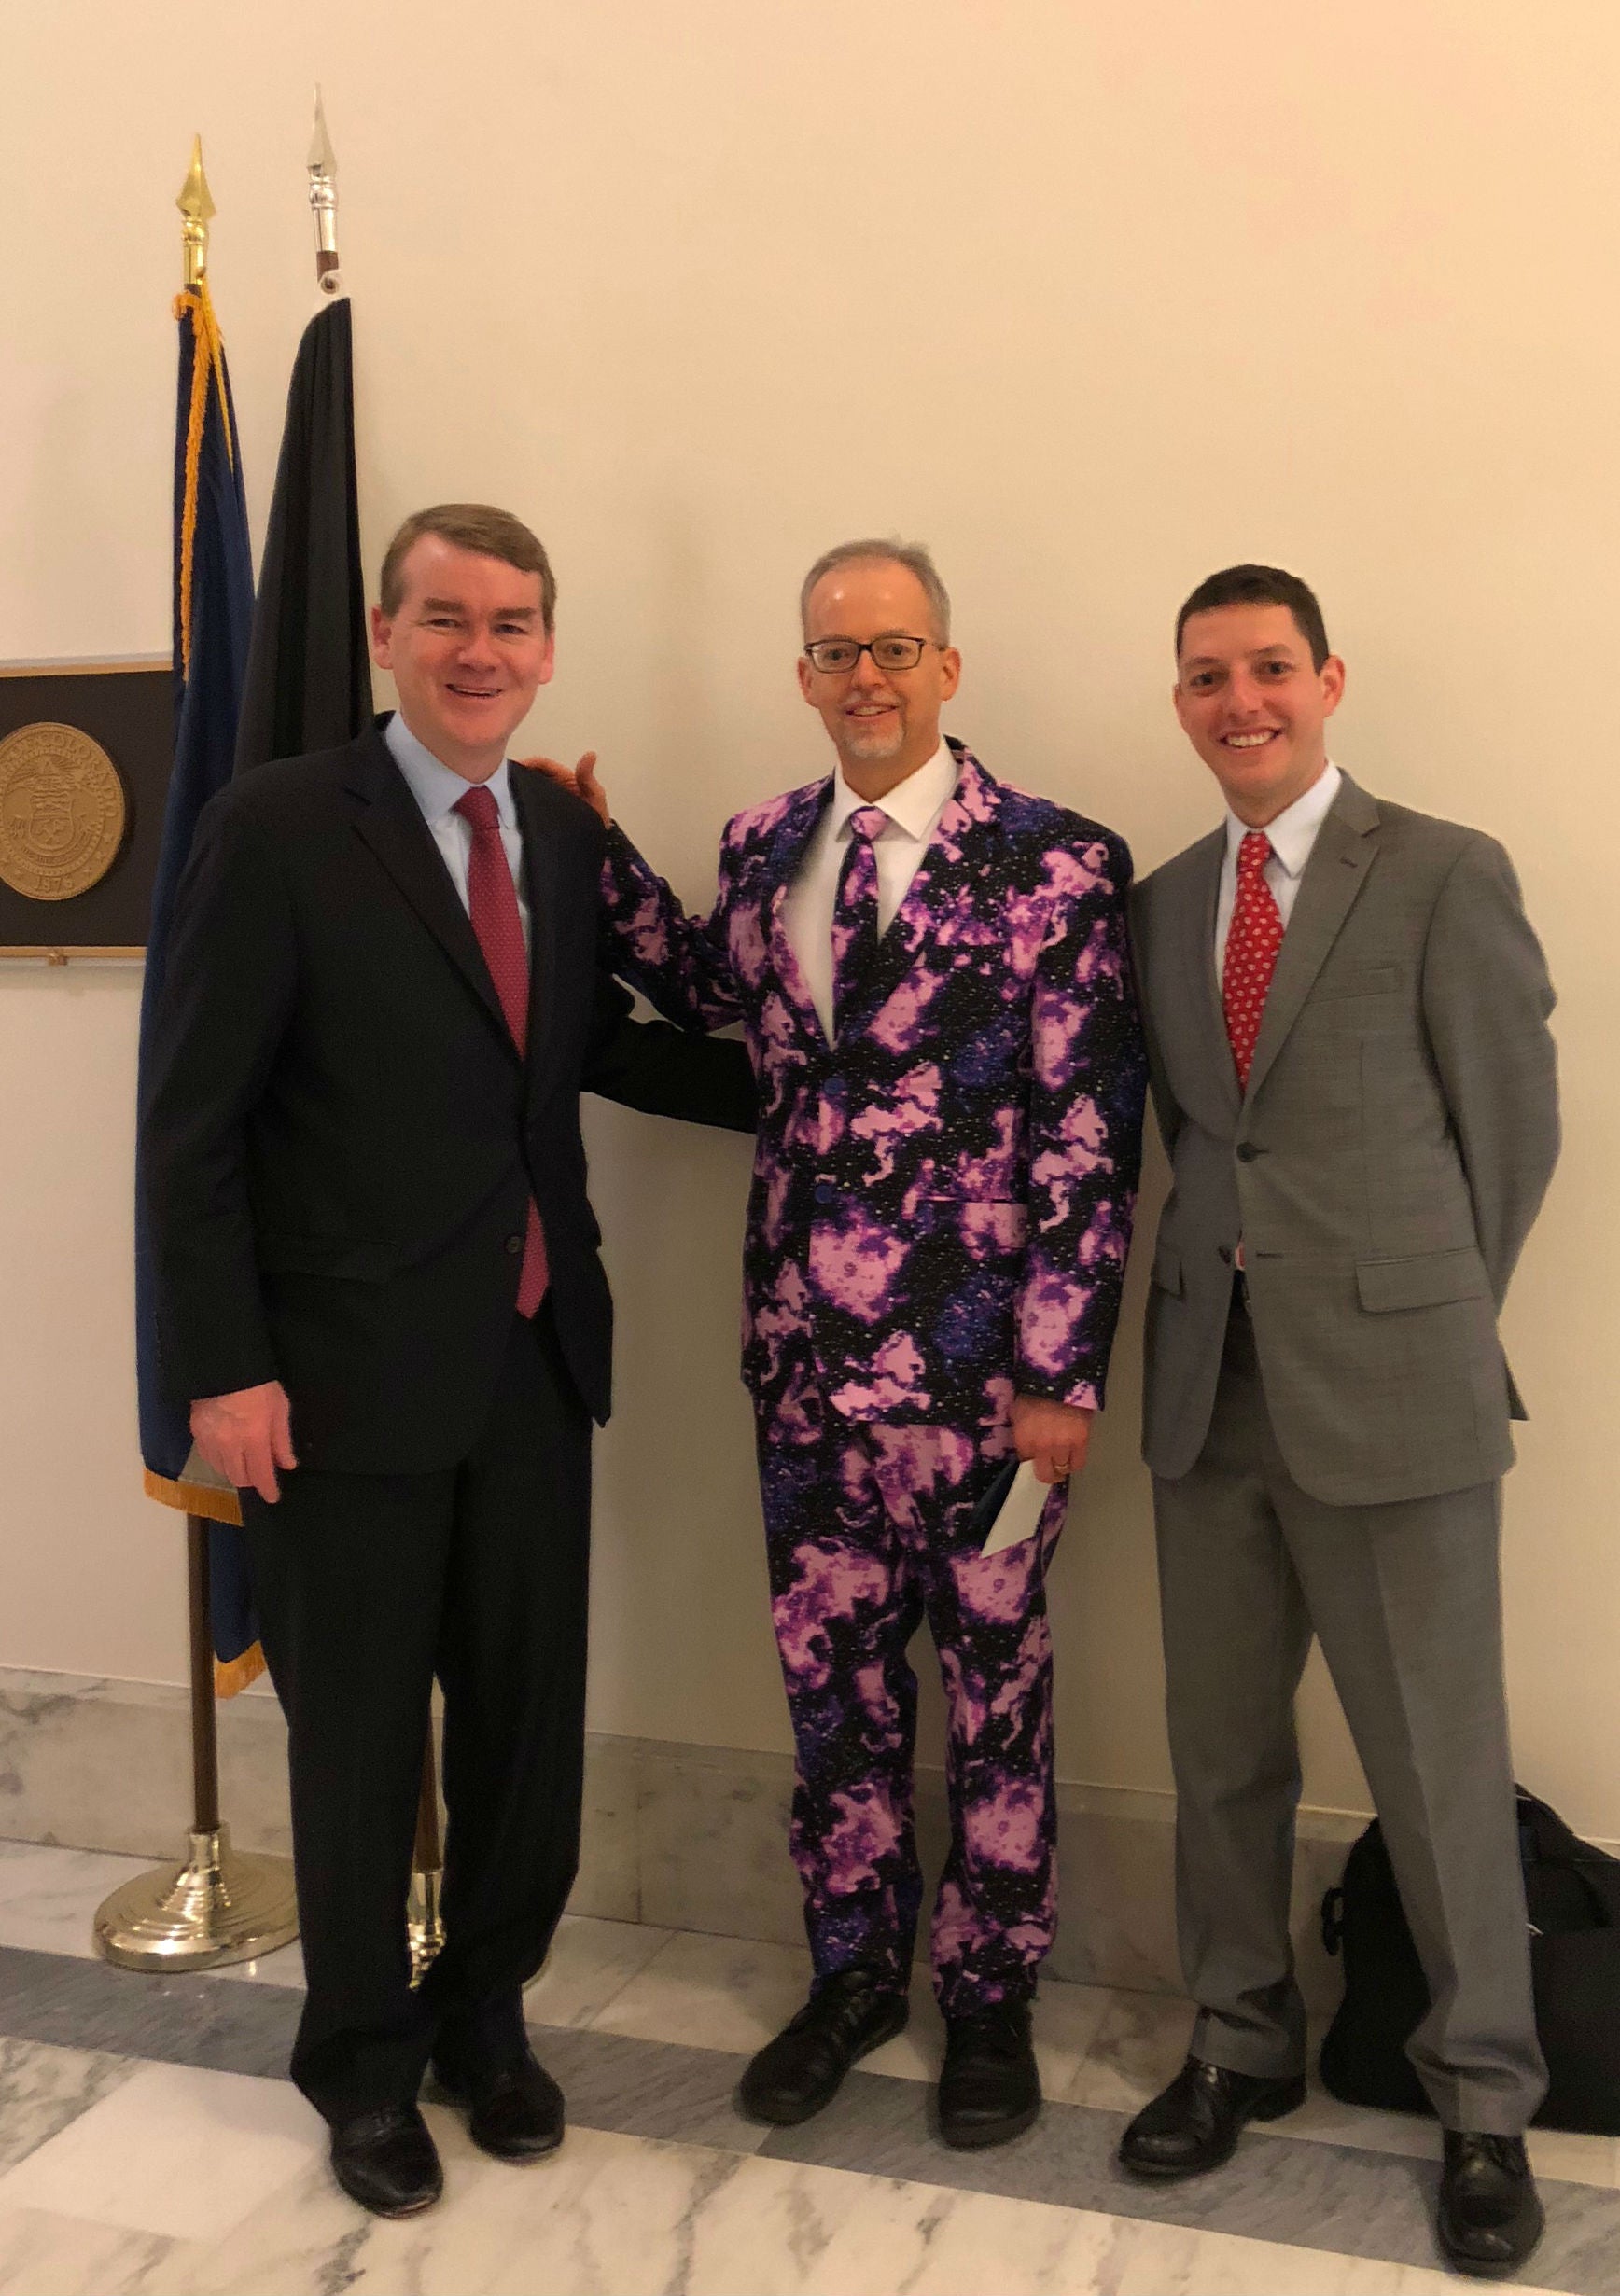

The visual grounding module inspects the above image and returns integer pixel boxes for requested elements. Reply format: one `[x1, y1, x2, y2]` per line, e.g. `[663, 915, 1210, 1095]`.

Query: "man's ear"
[370, 603, 393, 668]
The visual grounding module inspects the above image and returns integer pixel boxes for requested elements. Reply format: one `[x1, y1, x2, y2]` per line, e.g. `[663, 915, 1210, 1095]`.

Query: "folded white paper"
[980, 1458, 1054, 1556]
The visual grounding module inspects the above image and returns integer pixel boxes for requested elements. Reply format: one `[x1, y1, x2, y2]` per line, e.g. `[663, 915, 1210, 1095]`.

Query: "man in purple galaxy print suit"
[548, 541, 1145, 2147]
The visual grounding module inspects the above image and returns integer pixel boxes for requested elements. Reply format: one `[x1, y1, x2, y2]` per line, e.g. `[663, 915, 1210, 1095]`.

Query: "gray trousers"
[1152, 1296, 1546, 2133]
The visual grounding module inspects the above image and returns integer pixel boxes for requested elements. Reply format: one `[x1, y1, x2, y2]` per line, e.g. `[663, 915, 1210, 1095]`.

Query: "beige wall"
[3, 0, 1616, 1830]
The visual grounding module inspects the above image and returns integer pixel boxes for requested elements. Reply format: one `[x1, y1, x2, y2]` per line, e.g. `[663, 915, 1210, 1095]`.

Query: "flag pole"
[96, 141, 300, 1972]
[299, 86, 440, 1980]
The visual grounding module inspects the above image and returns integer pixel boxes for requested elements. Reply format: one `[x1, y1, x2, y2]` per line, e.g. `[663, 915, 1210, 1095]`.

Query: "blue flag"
[134, 280, 263, 1694]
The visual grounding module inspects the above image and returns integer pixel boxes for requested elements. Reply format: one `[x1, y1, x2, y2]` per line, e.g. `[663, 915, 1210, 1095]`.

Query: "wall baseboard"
[0, 1664, 1381, 2008]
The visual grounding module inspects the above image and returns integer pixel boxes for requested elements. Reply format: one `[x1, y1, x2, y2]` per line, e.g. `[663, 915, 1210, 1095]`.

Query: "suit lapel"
[509, 760, 563, 1104]
[343, 727, 514, 1053]
[838, 741, 991, 1040]
[1244, 773, 1381, 1102]
[1178, 828, 1240, 1120]
[762, 779, 835, 1049]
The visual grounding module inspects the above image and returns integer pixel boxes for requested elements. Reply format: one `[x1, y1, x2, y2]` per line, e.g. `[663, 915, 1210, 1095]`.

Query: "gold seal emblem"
[0, 722, 129, 902]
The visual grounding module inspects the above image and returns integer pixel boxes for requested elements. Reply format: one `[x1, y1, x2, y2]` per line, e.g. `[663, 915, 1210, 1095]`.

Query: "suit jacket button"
[1236, 1143, 1261, 1163]
[506, 1234, 524, 1254]
[814, 1179, 835, 1204]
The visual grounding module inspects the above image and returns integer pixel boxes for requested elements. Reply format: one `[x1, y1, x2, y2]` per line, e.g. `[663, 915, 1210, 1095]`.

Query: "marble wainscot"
[1, 1665, 1358, 2006]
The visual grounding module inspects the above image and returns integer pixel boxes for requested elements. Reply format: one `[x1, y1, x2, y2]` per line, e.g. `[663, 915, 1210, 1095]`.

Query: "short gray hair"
[799, 537, 952, 645]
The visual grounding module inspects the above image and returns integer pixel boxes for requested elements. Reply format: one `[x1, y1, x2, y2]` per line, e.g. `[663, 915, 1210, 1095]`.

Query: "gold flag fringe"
[142, 1468, 266, 1696]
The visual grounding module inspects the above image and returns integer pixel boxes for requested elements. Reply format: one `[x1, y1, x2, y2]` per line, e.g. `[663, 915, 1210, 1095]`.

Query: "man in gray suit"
[1124, 564, 1558, 2280]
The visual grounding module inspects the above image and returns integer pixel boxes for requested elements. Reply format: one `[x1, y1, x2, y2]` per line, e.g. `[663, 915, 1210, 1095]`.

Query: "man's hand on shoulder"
[1012, 1395, 1096, 1484]
[190, 1382, 298, 1504]
[517, 749, 610, 828]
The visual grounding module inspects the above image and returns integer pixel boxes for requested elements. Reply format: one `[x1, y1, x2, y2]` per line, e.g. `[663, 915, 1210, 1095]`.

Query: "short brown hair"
[379, 504, 557, 630]
[1175, 564, 1329, 671]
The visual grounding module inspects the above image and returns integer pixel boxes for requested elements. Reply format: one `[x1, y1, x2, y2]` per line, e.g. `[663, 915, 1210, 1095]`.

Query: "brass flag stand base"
[407, 1723, 445, 1988]
[95, 1823, 299, 1971]
[95, 1518, 299, 1971]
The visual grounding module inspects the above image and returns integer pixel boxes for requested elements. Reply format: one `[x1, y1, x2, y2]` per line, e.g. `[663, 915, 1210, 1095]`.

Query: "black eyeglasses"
[803, 635, 938, 675]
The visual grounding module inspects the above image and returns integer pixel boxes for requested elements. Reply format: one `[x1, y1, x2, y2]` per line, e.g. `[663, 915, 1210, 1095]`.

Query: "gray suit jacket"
[1131, 772, 1558, 1507]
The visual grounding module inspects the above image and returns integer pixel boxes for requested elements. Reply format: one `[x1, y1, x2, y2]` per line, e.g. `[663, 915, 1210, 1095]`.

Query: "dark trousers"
[242, 1308, 592, 2123]
[1152, 1293, 1544, 2133]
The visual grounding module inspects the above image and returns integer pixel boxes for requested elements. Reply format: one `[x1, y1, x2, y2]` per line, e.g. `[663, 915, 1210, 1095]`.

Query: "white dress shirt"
[384, 710, 532, 955]
[782, 741, 959, 1041]
[1213, 760, 1342, 979]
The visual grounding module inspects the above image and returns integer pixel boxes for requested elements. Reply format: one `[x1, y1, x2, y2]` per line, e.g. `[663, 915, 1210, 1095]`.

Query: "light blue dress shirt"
[384, 710, 532, 954]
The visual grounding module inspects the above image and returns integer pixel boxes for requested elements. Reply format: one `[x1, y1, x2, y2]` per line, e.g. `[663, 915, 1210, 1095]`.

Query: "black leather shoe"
[738, 1969, 909, 2124]
[1118, 2055, 1306, 2179]
[939, 1998, 1040, 2149]
[329, 2104, 443, 2217]
[434, 2048, 565, 2162]
[1437, 2132, 1543, 2280]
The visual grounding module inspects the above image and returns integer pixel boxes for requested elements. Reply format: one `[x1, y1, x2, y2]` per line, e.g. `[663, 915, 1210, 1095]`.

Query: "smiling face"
[370, 535, 555, 782]
[797, 559, 961, 798]
[1174, 603, 1345, 826]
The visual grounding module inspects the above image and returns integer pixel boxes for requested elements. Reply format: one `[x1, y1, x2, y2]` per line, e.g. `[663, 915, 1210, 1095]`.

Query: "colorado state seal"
[0, 722, 129, 902]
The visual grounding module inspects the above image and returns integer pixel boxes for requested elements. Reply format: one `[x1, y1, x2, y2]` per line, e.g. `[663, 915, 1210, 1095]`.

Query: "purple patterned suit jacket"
[601, 740, 1147, 1435]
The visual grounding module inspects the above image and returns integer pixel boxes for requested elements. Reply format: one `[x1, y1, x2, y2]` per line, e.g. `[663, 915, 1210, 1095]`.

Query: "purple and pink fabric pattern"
[600, 742, 1147, 1438]
[598, 739, 1146, 2007]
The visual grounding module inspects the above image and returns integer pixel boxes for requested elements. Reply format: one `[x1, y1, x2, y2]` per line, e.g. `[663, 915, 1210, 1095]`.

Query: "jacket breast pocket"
[1319, 962, 1404, 1001]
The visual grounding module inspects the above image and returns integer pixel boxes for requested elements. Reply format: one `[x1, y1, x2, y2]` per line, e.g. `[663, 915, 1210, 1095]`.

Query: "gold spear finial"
[177, 134, 215, 288]
[307, 86, 341, 296]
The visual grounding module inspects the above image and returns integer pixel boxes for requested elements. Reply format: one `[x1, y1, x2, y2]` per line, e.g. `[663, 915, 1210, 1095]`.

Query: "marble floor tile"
[1278, 2086, 1620, 2188]
[0, 2205, 199, 2296]
[0, 1842, 158, 1960]
[200, 1937, 308, 1990]
[0, 2059, 325, 2242]
[527, 2025, 770, 2156]
[0, 2035, 135, 2175]
[0, 1942, 300, 2077]
[524, 1913, 673, 2029]
[167, 2122, 1577, 2296]
[1059, 1981, 1194, 2111]
[590, 1927, 813, 2055]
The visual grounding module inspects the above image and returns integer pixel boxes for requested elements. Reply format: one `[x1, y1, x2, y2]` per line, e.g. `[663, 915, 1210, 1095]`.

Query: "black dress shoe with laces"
[738, 1968, 909, 2124]
[328, 2104, 443, 2217]
[1437, 2132, 1543, 2280]
[1118, 2055, 1306, 2178]
[938, 1998, 1040, 2149]
[433, 2047, 566, 2162]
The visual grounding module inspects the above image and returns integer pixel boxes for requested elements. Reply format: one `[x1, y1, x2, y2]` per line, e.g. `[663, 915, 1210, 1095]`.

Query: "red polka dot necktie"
[1222, 830, 1284, 1092]
[454, 785, 549, 1315]
[831, 805, 887, 1039]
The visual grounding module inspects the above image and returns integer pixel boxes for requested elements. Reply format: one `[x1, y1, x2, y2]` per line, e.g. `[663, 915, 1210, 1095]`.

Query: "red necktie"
[831, 805, 887, 1039]
[454, 785, 548, 1315]
[1222, 830, 1284, 1092]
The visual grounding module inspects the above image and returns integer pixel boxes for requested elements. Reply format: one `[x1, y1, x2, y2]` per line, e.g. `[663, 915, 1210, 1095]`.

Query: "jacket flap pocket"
[1151, 1242, 1183, 1297]
[257, 1232, 395, 1283]
[1356, 1249, 1489, 1313]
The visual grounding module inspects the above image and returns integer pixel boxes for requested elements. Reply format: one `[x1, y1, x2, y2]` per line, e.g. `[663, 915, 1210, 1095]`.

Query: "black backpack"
[1320, 1788, 1620, 2134]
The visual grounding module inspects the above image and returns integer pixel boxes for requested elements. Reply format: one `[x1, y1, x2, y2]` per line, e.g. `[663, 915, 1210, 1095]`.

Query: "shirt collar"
[1224, 759, 1342, 881]
[384, 709, 518, 831]
[829, 740, 956, 842]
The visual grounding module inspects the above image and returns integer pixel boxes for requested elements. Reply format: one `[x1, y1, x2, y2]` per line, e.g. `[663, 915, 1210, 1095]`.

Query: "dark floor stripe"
[1, 1945, 1614, 2295]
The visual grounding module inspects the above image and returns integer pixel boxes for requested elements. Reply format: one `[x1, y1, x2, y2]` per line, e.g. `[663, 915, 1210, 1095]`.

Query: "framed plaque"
[0, 659, 173, 958]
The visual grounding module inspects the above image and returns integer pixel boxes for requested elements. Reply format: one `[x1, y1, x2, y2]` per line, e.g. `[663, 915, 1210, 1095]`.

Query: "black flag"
[234, 297, 370, 772]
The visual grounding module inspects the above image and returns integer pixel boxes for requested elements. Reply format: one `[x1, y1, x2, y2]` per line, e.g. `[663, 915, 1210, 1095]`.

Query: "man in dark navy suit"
[142, 504, 754, 2217]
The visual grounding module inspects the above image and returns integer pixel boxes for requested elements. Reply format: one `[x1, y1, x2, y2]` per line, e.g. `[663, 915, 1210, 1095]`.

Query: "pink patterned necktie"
[454, 785, 548, 1315]
[1222, 830, 1284, 1092]
[831, 805, 888, 1039]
